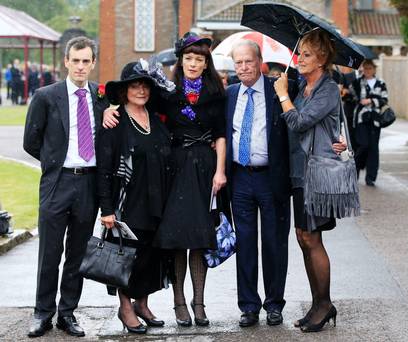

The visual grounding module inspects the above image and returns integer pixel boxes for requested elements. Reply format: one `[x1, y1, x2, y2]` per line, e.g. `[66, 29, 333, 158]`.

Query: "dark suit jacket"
[23, 80, 109, 201]
[225, 75, 295, 202]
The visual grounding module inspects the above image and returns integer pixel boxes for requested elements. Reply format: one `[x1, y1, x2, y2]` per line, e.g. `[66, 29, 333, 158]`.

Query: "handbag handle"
[100, 226, 125, 255]
[309, 96, 354, 157]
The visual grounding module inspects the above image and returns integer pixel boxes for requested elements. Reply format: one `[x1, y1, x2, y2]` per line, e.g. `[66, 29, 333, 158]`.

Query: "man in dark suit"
[24, 36, 109, 338]
[225, 40, 294, 327]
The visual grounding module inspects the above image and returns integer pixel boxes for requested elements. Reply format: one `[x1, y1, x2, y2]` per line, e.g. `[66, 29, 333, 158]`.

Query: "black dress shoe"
[366, 180, 375, 186]
[56, 315, 85, 337]
[266, 309, 283, 326]
[239, 311, 259, 327]
[132, 302, 164, 327]
[28, 317, 53, 338]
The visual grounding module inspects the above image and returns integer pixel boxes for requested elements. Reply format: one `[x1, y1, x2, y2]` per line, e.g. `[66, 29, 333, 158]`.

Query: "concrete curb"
[0, 228, 37, 255]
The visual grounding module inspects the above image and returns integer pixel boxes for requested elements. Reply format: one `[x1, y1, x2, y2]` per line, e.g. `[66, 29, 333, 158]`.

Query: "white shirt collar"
[239, 74, 264, 96]
[66, 77, 90, 96]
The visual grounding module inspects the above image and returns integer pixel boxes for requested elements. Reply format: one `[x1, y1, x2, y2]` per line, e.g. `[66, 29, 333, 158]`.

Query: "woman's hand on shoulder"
[212, 172, 227, 194]
[103, 107, 120, 129]
[101, 214, 116, 229]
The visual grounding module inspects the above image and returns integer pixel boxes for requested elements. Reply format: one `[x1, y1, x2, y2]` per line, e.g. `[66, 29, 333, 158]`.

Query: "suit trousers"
[35, 171, 98, 319]
[355, 122, 381, 183]
[231, 165, 290, 313]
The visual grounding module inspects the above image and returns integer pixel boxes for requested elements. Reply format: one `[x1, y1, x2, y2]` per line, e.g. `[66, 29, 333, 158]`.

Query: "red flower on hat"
[186, 92, 199, 104]
[97, 84, 106, 98]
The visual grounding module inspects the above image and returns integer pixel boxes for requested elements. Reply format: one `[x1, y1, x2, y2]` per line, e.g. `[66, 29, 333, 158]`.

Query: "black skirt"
[293, 188, 336, 232]
[153, 143, 217, 250]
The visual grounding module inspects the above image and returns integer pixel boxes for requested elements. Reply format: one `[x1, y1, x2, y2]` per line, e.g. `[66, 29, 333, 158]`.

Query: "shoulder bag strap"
[339, 97, 354, 156]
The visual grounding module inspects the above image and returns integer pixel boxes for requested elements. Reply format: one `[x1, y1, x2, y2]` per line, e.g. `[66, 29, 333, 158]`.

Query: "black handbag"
[377, 104, 396, 128]
[79, 227, 137, 288]
[0, 211, 11, 236]
[304, 101, 360, 219]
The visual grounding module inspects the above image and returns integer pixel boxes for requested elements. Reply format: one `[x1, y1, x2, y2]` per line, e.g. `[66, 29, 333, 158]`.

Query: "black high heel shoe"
[132, 303, 164, 327]
[190, 300, 210, 326]
[294, 309, 314, 328]
[300, 305, 337, 333]
[117, 308, 147, 334]
[173, 304, 192, 327]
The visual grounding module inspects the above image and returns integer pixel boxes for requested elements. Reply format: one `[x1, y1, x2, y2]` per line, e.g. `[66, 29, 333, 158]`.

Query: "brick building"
[99, 0, 405, 83]
[99, 0, 194, 83]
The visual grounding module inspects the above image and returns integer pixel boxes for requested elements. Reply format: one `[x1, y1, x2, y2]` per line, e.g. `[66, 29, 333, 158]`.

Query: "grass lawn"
[0, 160, 40, 229]
[0, 105, 28, 126]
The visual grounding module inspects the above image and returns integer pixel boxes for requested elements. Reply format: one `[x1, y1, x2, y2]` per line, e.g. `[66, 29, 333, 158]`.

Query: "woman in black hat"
[152, 32, 227, 327]
[97, 59, 175, 334]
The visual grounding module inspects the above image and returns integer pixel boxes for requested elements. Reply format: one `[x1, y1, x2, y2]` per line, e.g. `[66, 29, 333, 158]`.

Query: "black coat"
[23, 80, 109, 201]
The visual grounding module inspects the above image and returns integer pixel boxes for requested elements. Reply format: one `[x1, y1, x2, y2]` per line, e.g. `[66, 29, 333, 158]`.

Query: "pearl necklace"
[125, 106, 151, 135]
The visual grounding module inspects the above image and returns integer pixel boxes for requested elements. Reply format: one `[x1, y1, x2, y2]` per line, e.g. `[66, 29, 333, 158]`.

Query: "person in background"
[5, 63, 12, 100]
[29, 64, 40, 97]
[352, 59, 388, 186]
[11, 59, 22, 104]
[42, 65, 54, 86]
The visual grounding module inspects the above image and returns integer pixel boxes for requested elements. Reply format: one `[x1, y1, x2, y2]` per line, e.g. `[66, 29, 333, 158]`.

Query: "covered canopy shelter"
[0, 5, 61, 101]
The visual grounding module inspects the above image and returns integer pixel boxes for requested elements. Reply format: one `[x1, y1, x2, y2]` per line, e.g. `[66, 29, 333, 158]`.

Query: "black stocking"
[172, 249, 190, 321]
[297, 229, 332, 325]
[189, 249, 208, 319]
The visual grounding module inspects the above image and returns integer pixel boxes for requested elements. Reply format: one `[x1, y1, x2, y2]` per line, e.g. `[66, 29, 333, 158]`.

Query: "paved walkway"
[0, 120, 408, 341]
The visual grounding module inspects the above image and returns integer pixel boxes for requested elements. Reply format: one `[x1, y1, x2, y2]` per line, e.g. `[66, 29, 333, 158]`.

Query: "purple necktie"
[75, 88, 94, 162]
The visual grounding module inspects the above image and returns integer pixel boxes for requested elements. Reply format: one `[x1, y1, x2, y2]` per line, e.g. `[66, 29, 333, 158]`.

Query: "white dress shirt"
[63, 77, 97, 167]
[232, 75, 268, 166]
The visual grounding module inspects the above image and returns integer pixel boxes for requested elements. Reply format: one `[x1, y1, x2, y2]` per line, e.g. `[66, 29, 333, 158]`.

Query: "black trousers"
[355, 122, 381, 183]
[35, 171, 97, 319]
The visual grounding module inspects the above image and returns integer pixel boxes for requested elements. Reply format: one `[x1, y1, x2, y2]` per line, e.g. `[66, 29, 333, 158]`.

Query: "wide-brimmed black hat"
[174, 32, 212, 57]
[105, 61, 155, 105]
[105, 59, 175, 105]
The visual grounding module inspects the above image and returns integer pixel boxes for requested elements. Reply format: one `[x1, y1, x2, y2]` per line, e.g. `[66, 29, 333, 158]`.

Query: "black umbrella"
[354, 42, 378, 60]
[155, 48, 177, 66]
[241, 2, 365, 70]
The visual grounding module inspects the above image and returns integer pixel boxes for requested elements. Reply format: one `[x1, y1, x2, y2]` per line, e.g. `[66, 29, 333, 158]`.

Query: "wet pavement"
[0, 120, 408, 341]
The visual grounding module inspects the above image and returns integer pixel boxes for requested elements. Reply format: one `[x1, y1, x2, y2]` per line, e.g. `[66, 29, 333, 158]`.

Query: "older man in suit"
[24, 36, 109, 338]
[225, 40, 295, 327]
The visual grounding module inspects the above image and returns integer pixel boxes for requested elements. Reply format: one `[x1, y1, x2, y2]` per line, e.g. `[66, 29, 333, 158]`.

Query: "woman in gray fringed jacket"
[274, 29, 346, 333]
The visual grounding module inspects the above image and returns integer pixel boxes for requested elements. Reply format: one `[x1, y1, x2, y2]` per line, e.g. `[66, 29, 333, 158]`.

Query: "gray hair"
[64, 36, 97, 61]
[231, 39, 262, 61]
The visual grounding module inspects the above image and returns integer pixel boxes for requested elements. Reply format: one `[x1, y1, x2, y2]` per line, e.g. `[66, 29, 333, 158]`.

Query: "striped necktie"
[75, 88, 94, 162]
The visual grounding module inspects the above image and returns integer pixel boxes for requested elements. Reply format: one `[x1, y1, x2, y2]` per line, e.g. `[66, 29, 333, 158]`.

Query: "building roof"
[0, 5, 61, 48]
[350, 10, 401, 37]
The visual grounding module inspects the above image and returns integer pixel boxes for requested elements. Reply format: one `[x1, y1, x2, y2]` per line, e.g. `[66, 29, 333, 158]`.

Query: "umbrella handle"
[284, 37, 301, 74]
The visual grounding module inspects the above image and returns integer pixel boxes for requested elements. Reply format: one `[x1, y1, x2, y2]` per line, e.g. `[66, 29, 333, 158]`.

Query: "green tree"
[390, 0, 408, 44]
[0, 0, 99, 38]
